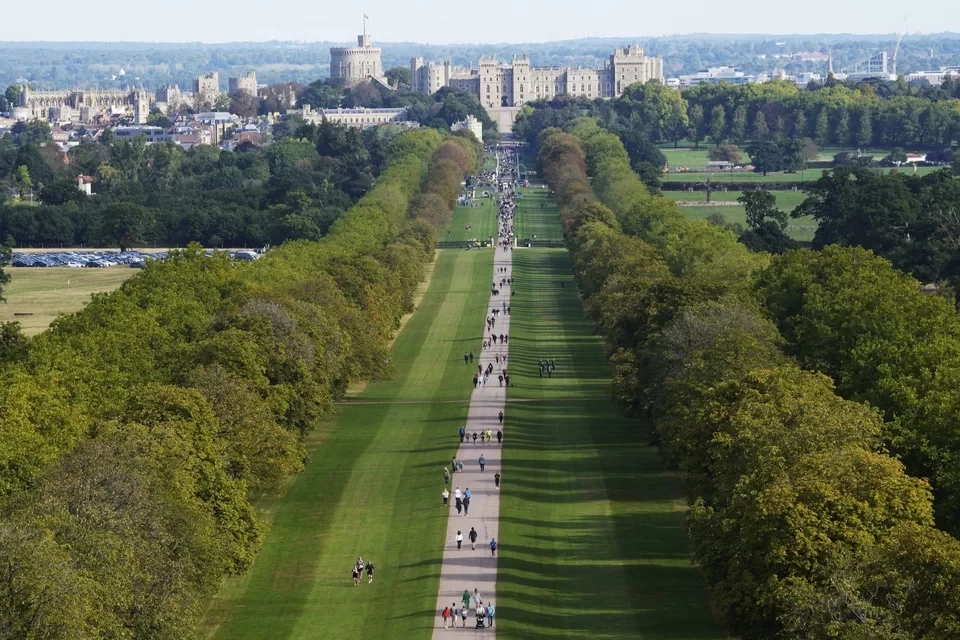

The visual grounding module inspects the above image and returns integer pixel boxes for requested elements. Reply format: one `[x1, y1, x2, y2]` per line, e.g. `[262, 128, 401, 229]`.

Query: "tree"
[835, 107, 851, 146]
[745, 140, 782, 175]
[213, 94, 231, 111]
[751, 109, 769, 141]
[857, 106, 873, 147]
[739, 190, 787, 229]
[146, 108, 172, 128]
[101, 202, 152, 251]
[384, 67, 411, 88]
[688, 104, 705, 149]
[708, 144, 742, 165]
[814, 108, 830, 146]
[709, 104, 727, 145]
[38, 177, 85, 206]
[0, 241, 9, 302]
[13, 165, 31, 199]
[730, 105, 748, 143]
[229, 89, 258, 118]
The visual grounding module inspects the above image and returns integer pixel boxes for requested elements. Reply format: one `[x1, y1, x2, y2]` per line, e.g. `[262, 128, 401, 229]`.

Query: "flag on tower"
[364, 13, 369, 19]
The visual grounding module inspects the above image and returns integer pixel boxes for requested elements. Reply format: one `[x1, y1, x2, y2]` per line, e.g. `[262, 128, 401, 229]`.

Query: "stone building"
[17, 86, 151, 123]
[193, 72, 220, 105]
[411, 44, 663, 108]
[329, 35, 387, 88]
[155, 85, 183, 112]
[228, 72, 257, 96]
[451, 114, 483, 141]
[298, 105, 417, 129]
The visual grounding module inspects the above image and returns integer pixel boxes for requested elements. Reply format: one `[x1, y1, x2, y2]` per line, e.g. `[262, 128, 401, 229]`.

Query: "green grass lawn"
[662, 148, 711, 167]
[499, 248, 723, 639]
[678, 206, 817, 242]
[663, 166, 940, 183]
[442, 197, 499, 243]
[0, 267, 134, 335]
[201, 248, 493, 640]
[665, 189, 808, 210]
[516, 186, 563, 241]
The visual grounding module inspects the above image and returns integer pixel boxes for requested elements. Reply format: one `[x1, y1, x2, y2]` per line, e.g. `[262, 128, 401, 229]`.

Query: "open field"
[663, 166, 941, 183]
[664, 189, 808, 211]
[202, 248, 494, 640]
[516, 186, 563, 241]
[679, 206, 817, 242]
[443, 197, 499, 243]
[498, 248, 723, 639]
[0, 267, 134, 335]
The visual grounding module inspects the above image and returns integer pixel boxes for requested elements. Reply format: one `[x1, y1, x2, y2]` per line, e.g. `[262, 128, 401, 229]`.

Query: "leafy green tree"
[730, 104, 748, 143]
[687, 103, 705, 149]
[0, 243, 9, 302]
[745, 140, 782, 175]
[709, 104, 726, 144]
[13, 164, 31, 198]
[751, 109, 769, 140]
[101, 202, 152, 251]
[384, 66, 411, 88]
[146, 108, 172, 128]
[857, 106, 873, 147]
[707, 144, 742, 164]
[814, 108, 830, 146]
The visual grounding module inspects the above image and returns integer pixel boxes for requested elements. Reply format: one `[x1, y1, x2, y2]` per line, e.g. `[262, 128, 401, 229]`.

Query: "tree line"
[0, 128, 480, 637]
[0, 117, 451, 249]
[537, 119, 960, 638]
[516, 77, 960, 157]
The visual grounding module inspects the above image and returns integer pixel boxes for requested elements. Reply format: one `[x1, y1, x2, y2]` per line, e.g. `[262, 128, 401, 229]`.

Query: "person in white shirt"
[456, 530, 463, 550]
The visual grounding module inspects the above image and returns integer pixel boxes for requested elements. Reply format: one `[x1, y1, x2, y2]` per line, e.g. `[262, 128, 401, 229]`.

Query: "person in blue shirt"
[486, 602, 496, 627]
[459, 425, 466, 442]
[489, 538, 497, 556]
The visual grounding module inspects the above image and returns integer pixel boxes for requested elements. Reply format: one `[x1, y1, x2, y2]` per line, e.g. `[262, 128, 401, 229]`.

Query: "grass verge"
[201, 248, 493, 640]
[497, 249, 724, 639]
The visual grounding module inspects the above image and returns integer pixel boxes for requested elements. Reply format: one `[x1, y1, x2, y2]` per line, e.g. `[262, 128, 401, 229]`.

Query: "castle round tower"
[330, 35, 385, 88]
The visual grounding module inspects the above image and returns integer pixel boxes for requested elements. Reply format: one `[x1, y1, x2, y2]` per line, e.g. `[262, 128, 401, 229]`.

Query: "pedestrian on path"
[487, 602, 496, 627]
[498, 411, 504, 425]
[442, 487, 449, 506]
[462, 589, 472, 612]
[456, 530, 463, 550]
[443, 467, 450, 484]
[459, 425, 465, 442]
[442, 606, 451, 628]
[473, 432, 478, 445]
[490, 538, 498, 556]
[473, 589, 483, 607]
[469, 527, 478, 550]
[463, 496, 471, 516]
[479, 454, 486, 472]
[461, 606, 468, 627]
[495, 472, 501, 489]
[452, 605, 462, 628]
[497, 429, 503, 444]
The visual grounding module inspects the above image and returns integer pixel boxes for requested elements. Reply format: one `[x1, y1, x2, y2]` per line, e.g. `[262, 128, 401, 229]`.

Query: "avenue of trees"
[0, 128, 480, 636]
[538, 120, 960, 638]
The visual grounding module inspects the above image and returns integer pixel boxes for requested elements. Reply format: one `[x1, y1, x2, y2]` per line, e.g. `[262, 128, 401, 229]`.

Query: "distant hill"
[2, 33, 959, 90]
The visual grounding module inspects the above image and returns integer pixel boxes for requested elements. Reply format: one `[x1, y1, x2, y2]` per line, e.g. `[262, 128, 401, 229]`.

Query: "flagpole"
[363, 13, 366, 39]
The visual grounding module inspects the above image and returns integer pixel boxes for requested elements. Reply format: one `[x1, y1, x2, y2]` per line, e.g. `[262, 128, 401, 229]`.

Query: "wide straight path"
[432, 240, 512, 638]
[202, 249, 494, 640]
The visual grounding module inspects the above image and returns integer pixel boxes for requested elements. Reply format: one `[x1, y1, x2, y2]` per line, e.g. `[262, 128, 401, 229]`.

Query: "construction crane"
[892, 16, 908, 76]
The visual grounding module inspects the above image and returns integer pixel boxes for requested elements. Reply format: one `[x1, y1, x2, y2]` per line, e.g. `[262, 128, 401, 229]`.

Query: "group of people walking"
[350, 557, 374, 586]
[442, 589, 496, 629]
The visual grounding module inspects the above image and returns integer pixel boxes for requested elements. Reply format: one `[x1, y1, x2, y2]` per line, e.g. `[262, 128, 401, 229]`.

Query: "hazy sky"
[1, 0, 953, 43]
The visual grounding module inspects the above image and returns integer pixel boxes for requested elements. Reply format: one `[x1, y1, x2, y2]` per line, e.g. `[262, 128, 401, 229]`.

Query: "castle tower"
[330, 35, 385, 88]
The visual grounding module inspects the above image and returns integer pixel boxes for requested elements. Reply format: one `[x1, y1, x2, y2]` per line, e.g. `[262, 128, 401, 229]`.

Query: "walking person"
[479, 454, 486, 472]
[456, 530, 463, 550]
[443, 467, 450, 484]
[469, 527, 478, 551]
[452, 604, 461, 628]
[490, 538, 498, 556]
[472, 432, 478, 445]
[462, 589, 472, 613]
[366, 561, 374, 583]
[495, 472, 501, 489]
[442, 606, 451, 629]
[352, 565, 360, 586]
[497, 429, 503, 444]
[498, 411, 504, 425]
[442, 487, 449, 506]
[487, 602, 496, 628]
[459, 425, 465, 442]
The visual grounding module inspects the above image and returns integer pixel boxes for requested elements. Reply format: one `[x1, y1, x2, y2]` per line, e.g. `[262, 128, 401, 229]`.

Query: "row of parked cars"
[11, 249, 263, 268]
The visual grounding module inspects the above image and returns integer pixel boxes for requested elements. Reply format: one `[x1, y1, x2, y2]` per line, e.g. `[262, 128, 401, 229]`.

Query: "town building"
[155, 85, 183, 112]
[228, 72, 258, 96]
[298, 105, 417, 129]
[451, 114, 482, 141]
[193, 72, 221, 105]
[907, 66, 960, 85]
[329, 35, 387, 88]
[15, 86, 151, 123]
[411, 44, 664, 108]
